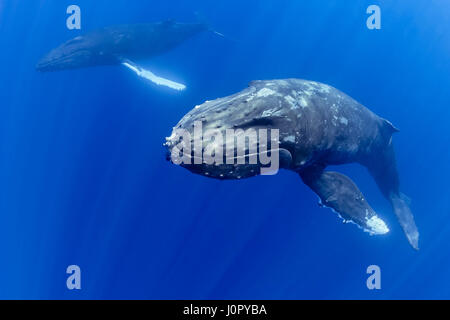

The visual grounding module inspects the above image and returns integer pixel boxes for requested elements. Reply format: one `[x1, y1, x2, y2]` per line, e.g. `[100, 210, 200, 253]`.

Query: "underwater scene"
[0, 0, 449, 299]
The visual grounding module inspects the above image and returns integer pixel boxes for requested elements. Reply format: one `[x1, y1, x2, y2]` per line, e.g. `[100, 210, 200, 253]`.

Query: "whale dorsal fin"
[382, 119, 400, 133]
[381, 119, 400, 145]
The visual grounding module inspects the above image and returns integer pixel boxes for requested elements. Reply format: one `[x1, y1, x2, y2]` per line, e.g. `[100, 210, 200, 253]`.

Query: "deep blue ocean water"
[0, 0, 449, 299]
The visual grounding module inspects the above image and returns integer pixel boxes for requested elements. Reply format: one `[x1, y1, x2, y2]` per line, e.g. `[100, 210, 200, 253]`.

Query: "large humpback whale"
[36, 20, 209, 90]
[164, 79, 419, 249]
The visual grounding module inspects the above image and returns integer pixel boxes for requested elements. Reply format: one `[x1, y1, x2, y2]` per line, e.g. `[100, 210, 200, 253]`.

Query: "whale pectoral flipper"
[121, 60, 186, 91]
[300, 166, 389, 235]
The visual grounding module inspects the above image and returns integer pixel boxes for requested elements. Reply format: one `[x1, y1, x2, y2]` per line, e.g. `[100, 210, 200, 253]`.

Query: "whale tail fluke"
[366, 137, 419, 250]
[391, 193, 419, 250]
[194, 11, 238, 43]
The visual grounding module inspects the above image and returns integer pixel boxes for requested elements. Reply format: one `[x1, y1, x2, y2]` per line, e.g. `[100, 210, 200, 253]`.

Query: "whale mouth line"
[36, 56, 75, 71]
[36, 49, 92, 71]
[167, 147, 282, 164]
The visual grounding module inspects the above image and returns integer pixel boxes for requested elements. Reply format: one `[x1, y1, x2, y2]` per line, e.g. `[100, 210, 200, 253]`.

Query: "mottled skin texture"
[166, 79, 419, 249]
[36, 21, 207, 71]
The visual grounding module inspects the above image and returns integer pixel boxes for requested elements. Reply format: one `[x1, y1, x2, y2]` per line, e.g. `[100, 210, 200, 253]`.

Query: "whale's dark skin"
[165, 79, 419, 249]
[36, 20, 207, 71]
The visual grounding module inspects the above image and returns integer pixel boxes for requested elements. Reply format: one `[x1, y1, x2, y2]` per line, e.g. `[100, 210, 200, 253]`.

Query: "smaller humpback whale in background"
[165, 79, 419, 249]
[36, 20, 210, 90]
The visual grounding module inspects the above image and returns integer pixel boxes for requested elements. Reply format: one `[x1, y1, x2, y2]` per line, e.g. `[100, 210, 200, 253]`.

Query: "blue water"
[0, 0, 449, 299]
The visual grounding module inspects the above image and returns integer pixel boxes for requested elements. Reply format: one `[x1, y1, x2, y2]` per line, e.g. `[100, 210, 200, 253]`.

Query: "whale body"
[165, 79, 419, 249]
[36, 20, 206, 71]
[36, 20, 208, 90]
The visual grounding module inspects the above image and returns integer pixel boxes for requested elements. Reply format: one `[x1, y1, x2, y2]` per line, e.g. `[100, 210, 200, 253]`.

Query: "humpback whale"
[164, 79, 419, 249]
[36, 20, 209, 90]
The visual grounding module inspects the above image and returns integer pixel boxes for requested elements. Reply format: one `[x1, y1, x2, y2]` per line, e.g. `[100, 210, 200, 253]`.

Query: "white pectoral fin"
[122, 61, 186, 91]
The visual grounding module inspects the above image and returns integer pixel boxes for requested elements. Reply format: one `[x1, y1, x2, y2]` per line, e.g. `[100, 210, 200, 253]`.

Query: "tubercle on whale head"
[163, 125, 281, 180]
[163, 120, 289, 180]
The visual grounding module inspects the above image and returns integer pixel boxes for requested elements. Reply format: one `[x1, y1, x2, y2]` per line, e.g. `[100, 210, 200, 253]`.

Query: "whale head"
[36, 34, 114, 72]
[164, 83, 295, 179]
